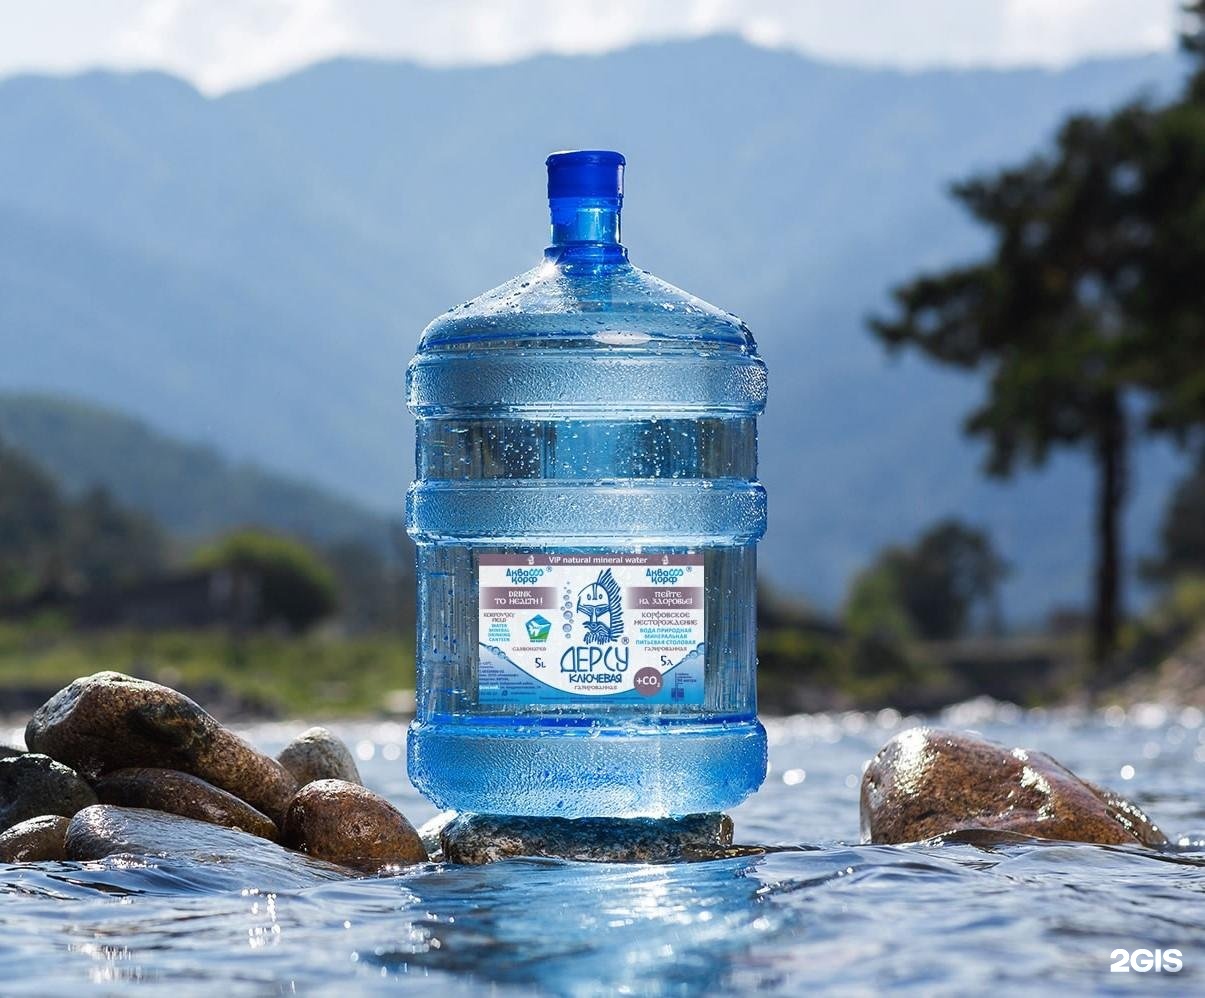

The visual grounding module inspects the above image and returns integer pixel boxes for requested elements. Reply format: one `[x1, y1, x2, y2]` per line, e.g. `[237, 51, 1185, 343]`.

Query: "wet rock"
[0, 815, 70, 862]
[0, 747, 24, 760]
[25, 672, 297, 824]
[440, 812, 735, 865]
[93, 768, 278, 841]
[860, 727, 1170, 847]
[0, 753, 97, 830]
[416, 810, 458, 862]
[281, 779, 426, 871]
[1080, 778, 1171, 847]
[277, 726, 361, 787]
[65, 805, 349, 886]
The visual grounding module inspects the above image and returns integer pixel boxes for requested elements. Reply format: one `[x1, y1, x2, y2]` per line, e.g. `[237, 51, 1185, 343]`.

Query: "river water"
[0, 699, 1202, 995]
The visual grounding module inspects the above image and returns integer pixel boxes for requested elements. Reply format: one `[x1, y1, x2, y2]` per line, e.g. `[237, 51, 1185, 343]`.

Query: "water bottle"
[406, 150, 767, 817]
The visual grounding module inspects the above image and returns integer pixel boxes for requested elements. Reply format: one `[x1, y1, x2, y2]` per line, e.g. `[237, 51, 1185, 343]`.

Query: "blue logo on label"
[525, 614, 551, 641]
[506, 567, 545, 585]
[645, 567, 686, 585]
[576, 568, 624, 645]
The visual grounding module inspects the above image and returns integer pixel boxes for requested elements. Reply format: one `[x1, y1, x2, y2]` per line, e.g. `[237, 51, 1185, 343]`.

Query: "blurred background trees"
[1144, 453, 1205, 582]
[870, 2, 1205, 670]
[0, 439, 62, 600]
[2, 5, 1205, 715]
[192, 530, 338, 634]
[1, 436, 165, 600]
[846, 520, 1008, 642]
[0, 421, 408, 638]
[0, 431, 414, 717]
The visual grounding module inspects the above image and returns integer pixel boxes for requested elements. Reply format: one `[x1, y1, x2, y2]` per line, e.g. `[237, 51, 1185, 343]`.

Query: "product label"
[477, 552, 705, 705]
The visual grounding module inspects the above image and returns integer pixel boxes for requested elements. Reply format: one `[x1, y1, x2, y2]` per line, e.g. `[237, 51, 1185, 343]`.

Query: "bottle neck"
[545, 196, 628, 265]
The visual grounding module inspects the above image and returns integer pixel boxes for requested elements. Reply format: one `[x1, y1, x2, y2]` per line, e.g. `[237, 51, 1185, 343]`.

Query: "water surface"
[1, 700, 1202, 995]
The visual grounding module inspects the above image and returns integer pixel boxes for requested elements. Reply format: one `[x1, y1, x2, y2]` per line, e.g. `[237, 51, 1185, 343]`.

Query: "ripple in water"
[0, 704, 1202, 995]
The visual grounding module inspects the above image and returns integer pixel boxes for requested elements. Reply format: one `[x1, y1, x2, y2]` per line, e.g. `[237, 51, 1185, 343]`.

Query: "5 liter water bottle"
[407, 150, 767, 817]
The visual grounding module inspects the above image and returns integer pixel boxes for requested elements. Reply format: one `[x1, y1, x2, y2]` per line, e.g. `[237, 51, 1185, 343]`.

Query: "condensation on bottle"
[406, 150, 767, 817]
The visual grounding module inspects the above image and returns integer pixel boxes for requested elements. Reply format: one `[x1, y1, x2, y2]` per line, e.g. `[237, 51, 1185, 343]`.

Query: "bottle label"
[476, 552, 705, 705]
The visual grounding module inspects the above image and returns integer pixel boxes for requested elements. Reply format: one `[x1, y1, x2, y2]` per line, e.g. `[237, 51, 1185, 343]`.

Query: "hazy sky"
[0, 0, 1182, 94]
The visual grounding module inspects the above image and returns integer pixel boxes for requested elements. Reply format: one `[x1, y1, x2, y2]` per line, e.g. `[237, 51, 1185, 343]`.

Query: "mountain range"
[0, 392, 393, 550]
[0, 37, 1189, 618]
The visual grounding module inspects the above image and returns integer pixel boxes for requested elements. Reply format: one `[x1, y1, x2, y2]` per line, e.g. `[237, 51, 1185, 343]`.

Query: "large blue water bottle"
[406, 150, 767, 817]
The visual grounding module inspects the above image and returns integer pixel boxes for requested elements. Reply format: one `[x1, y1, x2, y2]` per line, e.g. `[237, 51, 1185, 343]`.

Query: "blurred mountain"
[0, 393, 394, 548]
[0, 38, 1187, 617]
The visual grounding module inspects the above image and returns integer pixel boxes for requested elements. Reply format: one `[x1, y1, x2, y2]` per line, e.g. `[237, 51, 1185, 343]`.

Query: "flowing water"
[0, 700, 1202, 995]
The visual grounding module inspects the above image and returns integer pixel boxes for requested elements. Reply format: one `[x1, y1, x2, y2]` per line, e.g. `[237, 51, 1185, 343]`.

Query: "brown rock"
[277, 726, 362, 787]
[94, 768, 278, 841]
[281, 779, 426, 871]
[860, 727, 1169, 847]
[25, 672, 297, 824]
[0, 753, 97, 830]
[0, 815, 70, 862]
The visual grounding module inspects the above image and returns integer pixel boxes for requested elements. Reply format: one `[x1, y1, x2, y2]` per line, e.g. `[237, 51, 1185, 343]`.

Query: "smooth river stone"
[25, 672, 297, 825]
[0, 753, 97, 830]
[94, 768, 279, 841]
[0, 815, 70, 862]
[860, 727, 1170, 847]
[440, 812, 736, 865]
[281, 779, 427, 872]
[65, 805, 350, 885]
[277, 726, 362, 787]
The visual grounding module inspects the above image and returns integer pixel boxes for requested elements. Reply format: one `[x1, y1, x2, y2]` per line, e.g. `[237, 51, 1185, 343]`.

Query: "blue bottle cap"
[546, 150, 625, 200]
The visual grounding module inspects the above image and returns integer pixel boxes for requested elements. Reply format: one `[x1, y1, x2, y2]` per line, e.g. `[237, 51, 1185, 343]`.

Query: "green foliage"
[761, 535, 998, 710]
[778, 519, 1012, 709]
[845, 560, 914, 642]
[866, 77, 1205, 662]
[0, 421, 405, 635]
[1150, 573, 1205, 631]
[1145, 454, 1205, 581]
[193, 530, 338, 633]
[896, 520, 1009, 639]
[756, 621, 951, 712]
[845, 519, 1008, 641]
[1117, 98, 1205, 436]
[322, 537, 409, 635]
[0, 620, 414, 718]
[869, 105, 1152, 475]
[0, 397, 415, 634]
[0, 437, 166, 599]
[1121, 573, 1205, 674]
[62, 487, 166, 590]
[0, 439, 62, 598]
[847, 631, 922, 683]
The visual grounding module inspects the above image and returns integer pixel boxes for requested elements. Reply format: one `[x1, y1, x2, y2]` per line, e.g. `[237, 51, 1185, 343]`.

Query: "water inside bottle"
[407, 150, 768, 816]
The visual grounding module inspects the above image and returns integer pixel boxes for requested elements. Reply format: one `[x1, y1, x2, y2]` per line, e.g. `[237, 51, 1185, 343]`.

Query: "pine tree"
[870, 107, 1152, 665]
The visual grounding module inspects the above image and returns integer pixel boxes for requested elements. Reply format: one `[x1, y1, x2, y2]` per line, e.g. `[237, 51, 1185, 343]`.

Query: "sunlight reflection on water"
[0, 702, 1202, 994]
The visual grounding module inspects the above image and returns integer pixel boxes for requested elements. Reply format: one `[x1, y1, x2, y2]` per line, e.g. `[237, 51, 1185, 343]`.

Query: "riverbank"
[0, 621, 414, 720]
[3, 615, 1202, 723]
